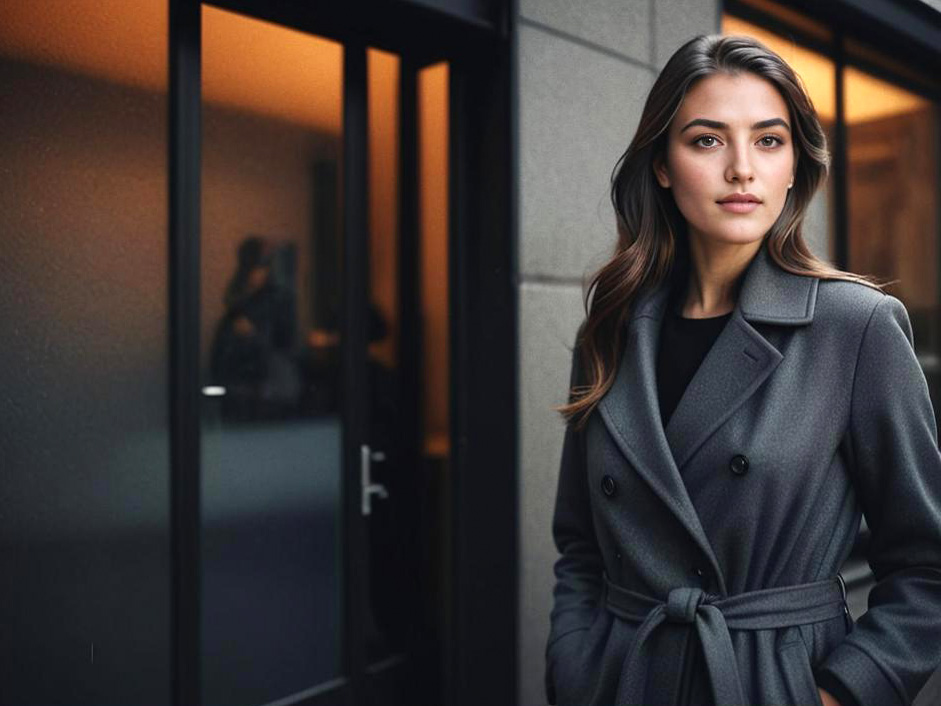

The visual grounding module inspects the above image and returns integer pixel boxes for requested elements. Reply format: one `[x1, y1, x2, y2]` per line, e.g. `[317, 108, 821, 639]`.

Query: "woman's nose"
[725, 144, 755, 183]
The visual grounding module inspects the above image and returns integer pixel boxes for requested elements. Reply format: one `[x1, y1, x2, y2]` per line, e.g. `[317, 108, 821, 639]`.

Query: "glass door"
[198, 6, 426, 705]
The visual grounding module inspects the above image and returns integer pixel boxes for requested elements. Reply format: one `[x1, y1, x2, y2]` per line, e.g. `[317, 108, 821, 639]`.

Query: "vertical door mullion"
[398, 56, 422, 520]
[447, 56, 469, 706]
[342, 39, 369, 706]
[168, 0, 202, 704]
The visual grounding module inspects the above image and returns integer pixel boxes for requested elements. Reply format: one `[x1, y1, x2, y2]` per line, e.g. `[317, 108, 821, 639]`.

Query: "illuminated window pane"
[200, 6, 344, 704]
[845, 66, 939, 354]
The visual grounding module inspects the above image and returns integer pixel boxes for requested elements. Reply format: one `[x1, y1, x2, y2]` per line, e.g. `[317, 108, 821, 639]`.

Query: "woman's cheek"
[672, 165, 715, 220]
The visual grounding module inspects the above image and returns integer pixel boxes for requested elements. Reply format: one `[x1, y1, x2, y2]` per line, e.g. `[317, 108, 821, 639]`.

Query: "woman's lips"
[717, 200, 759, 213]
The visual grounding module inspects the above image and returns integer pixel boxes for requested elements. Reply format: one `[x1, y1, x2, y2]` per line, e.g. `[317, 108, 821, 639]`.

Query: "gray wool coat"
[545, 239, 941, 706]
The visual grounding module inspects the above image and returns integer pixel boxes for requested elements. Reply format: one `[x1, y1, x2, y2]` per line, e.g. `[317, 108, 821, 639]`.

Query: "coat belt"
[603, 571, 848, 705]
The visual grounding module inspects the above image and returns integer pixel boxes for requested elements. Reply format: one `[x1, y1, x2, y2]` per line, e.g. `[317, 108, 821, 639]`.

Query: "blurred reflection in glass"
[200, 6, 343, 704]
[210, 235, 301, 422]
[845, 66, 939, 356]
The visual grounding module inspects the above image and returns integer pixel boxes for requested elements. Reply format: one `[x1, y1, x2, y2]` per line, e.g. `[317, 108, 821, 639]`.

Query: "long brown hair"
[557, 33, 892, 430]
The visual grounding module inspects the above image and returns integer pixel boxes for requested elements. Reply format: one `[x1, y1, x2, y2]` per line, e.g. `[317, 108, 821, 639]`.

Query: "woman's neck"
[680, 237, 762, 318]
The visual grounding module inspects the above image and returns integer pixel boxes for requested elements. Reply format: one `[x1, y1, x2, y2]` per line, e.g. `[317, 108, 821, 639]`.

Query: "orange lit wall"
[0, 3, 343, 133]
[419, 63, 449, 457]
[368, 48, 401, 369]
[200, 6, 342, 375]
[201, 5, 343, 133]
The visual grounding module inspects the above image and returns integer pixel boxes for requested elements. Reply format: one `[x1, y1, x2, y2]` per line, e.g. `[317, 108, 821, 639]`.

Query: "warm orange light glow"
[0, 0, 167, 90]
[419, 62, 449, 458]
[844, 66, 930, 122]
[202, 5, 343, 133]
[722, 16, 929, 124]
[722, 16, 836, 121]
[0, 2, 343, 132]
[368, 47, 401, 369]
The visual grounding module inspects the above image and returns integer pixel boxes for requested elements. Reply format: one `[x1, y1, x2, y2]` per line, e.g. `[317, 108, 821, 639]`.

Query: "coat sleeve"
[544, 329, 605, 705]
[814, 294, 941, 706]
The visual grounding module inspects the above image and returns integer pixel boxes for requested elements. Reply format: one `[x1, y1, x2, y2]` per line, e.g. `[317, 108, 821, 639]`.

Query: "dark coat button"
[692, 566, 710, 589]
[729, 454, 749, 475]
[601, 474, 616, 496]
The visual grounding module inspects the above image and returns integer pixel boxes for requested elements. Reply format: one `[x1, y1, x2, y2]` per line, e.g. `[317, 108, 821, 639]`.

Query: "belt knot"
[665, 586, 705, 623]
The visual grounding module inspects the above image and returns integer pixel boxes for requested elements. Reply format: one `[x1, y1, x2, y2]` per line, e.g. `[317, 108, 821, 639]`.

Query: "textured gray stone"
[519, 22, 653, 281]
[519, 0, 650, 65]
[517, 282, 585, 706]
[654, 0, 721, 70]
[804, 183, 833, 263]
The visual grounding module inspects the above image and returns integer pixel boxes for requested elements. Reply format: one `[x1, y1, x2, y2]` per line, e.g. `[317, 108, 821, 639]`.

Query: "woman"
[210, 235, 298, 420]
[545, 34, 941, 706]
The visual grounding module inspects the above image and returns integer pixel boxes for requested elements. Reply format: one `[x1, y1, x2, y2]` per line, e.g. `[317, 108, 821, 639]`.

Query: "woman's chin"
[689, 229, 768, 248]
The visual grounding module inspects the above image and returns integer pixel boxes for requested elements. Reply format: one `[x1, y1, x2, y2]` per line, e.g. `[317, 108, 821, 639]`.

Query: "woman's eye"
[693, 134, 785, 149]
[759, 135, 784, 148]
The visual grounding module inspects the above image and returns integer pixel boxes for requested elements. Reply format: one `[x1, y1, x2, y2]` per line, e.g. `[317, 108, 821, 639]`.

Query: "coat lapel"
[597, 241, 818, 592]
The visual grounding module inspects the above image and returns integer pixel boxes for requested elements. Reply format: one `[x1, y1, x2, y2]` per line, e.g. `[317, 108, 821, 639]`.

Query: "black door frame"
[168, 2, 202, 703]
[167, 1, 516, 705]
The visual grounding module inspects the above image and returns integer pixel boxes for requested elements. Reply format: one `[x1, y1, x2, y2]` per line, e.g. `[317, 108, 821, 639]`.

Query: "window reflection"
[200, 6, 344, 704]
[210, 236, 302, 420]
[845, 67, 939, 355]
[207, 234, 346, 420]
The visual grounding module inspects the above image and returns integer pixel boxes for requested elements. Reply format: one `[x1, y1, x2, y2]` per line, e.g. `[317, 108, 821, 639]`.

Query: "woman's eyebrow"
[680, 117, 791, 132]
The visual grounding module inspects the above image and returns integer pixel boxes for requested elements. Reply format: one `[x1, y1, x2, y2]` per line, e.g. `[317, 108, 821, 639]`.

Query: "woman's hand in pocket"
[818, 687, 843, 706]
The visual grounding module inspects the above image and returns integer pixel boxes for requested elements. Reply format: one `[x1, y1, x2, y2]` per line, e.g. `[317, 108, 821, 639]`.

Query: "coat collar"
[597, 239, 818, 595]
[630, 239, 819, 325]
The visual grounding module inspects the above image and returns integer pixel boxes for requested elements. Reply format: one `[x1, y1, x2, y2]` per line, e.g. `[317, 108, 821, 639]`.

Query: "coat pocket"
[547, 626, 591, 706]
[777, 634, 824, 706]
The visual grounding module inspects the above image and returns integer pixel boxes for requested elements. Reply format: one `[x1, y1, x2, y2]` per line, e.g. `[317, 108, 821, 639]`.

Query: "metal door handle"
[361, 444, 388, 515]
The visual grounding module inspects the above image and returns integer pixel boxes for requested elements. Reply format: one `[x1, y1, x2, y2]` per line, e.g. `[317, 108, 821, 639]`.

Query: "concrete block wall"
[515, 2, 721, 704]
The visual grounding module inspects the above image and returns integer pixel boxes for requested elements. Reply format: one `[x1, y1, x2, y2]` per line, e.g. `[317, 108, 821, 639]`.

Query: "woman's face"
[653, 71, 796, 248]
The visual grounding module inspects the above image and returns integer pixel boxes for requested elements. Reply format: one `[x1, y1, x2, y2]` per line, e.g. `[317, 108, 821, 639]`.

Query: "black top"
[656, 284, 733, 430]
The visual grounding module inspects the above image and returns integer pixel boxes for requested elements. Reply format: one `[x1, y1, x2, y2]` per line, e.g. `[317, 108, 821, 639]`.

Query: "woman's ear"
[653, 152, 671, 188]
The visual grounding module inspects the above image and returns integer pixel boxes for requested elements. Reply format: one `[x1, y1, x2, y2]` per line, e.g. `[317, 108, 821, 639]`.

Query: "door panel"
[199, 6, 345, 704]
[0, 1, 457, 704]
[199, 7, 431, 706]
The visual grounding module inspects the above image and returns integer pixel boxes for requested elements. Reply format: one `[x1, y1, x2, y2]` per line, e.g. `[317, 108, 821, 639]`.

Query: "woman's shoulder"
[813, 277, 900, 331]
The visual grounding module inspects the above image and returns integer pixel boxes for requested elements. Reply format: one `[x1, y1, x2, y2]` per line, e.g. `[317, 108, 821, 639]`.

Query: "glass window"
[200, 6, 344, 703]
[419, 63, 450, 459]
[0, 2, 170, 703]
[844, 66, 939, 355]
